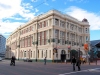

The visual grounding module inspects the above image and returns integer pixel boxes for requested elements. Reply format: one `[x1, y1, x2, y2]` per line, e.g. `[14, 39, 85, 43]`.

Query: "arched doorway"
[61, 50, 66, 62]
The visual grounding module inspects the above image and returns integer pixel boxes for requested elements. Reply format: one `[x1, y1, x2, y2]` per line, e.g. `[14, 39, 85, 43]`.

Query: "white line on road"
[59, 68, 100, 75]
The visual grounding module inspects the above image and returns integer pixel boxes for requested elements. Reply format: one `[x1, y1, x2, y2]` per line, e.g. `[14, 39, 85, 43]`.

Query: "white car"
[0, 57, 2, 61]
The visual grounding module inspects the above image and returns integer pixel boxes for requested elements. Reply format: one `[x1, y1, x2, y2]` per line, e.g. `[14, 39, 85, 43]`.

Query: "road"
[0, 60, 100, 75]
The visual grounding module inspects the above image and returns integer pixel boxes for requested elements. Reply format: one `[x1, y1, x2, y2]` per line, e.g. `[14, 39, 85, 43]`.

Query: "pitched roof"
[90, 40, 100, 46]
[95, 42, 100, 48]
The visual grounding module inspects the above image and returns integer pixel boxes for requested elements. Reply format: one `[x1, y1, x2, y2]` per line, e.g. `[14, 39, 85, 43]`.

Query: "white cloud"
[8, 17, 24, 20]
[0, 21, 24, 34]
[44, 2, 49, 6]
[0, 0, 21, 19]
[22, 3, 33, 9]
[0, 0, 38, 38]
[18, 7, 36, 20]
[35, 8, 39, 12]
[64, 6, 100, 30]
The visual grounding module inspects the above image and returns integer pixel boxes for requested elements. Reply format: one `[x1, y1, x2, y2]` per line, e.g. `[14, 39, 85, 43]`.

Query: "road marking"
[59, 70, 87, 75]
[59, 68, 100, 75]
[88, 68, 100, 72]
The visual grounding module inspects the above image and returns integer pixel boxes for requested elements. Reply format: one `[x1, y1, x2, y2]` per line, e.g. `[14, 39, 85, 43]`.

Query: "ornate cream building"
[5, 10, 90, 62]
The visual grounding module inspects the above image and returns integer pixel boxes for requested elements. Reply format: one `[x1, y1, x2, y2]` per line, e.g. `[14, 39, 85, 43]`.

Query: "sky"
[0, 0, 100, 41]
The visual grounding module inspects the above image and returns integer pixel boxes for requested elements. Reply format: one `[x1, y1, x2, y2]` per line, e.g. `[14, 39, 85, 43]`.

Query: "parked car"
[23, 58, 28, 62]
[23, 58, 32, 62]
[0, 57, 2, 61]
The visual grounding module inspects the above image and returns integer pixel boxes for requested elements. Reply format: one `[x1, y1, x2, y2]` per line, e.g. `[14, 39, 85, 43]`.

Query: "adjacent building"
[0, 34, 6, 57]
[5, 10, 90, 62]
[90, 40, 100, 58]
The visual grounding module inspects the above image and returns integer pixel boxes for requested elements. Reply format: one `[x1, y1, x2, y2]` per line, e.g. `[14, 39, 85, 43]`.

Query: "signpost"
[84, 43, 89, 63]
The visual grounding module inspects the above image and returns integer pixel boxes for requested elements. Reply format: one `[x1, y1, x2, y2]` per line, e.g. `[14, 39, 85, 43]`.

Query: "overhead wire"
[33, 0, 49, 9]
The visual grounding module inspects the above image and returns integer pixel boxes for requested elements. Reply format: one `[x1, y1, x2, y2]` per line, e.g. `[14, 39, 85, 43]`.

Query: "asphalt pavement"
[0, 60, 100, 75]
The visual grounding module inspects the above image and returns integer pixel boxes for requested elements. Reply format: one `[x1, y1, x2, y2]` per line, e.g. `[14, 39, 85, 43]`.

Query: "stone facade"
[5, 10, 90, 62]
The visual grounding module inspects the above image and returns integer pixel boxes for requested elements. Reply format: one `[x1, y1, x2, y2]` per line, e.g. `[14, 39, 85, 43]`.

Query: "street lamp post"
[56, 40, 58, 63]
[78, 48, 80, 60]
[17, 45, 20, 60]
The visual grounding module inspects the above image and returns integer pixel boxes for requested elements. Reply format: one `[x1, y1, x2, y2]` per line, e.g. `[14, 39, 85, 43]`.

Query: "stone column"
[48, 29, 50, 45]
[52, 17, 55, 26]
[48, 19, 49, 26]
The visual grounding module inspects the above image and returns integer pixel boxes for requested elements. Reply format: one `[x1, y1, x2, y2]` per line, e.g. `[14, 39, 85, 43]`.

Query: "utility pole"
[36, 17, 38, 62]
[18, 27, 21, 60]
[56, 40, 58, 63]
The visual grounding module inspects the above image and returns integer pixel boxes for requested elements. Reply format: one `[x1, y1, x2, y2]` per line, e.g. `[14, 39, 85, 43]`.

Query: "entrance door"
[61, 50, 66, 62]
[61, 54, 66, 62]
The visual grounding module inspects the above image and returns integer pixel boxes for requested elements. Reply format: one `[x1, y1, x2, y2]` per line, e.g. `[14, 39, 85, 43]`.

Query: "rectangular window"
[44, 21, 46, 27]
[62, 21, 65, 28]
[55, 18, 59, 25]
[44, 31, 46, 45]
[24, 51, 26, 57]
[40, 32, 42, 45]
[28, 37, 30, 47]
[42, 22, 44, 27]
[62, 38, 65, 45]
[67, 22, 69, 28]
[46, 31, 48, 44]
[86, 36, 88, 41]
[55, 29, 59, 43]
[46, 20, 48, 26]
[42, 32, 44, 45]
[31, 51, 32, 58]
[86, 28, 89, 33]
[40, 22, 42, 28]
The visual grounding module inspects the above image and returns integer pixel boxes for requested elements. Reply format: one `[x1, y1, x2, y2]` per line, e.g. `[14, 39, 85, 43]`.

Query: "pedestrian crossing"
[59, 68, 100, 75]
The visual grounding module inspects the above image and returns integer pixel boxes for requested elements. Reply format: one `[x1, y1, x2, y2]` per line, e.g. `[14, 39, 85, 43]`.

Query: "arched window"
[34, 51, 35, 58]
[31, 51, 32, 58]
[38, 50, 39, 58]
[61, 50, 66, 54]
[24, 51, 26, 57]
